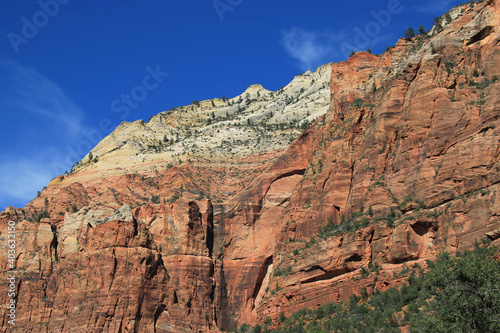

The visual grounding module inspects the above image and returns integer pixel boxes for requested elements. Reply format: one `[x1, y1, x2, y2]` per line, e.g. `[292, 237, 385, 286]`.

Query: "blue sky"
[0, 0, 465, 210]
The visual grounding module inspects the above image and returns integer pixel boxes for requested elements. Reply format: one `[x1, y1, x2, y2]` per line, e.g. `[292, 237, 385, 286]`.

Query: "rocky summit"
[1, 1, 500, 332]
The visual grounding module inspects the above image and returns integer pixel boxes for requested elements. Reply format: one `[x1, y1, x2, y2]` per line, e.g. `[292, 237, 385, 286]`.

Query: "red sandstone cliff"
[1, 1, 500, 332]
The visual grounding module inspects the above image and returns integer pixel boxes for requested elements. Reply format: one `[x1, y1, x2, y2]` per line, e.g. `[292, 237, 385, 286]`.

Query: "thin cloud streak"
[0, 58, 84, 136]
[0, 156, 56, 210]
[281, 27, 347, 71]
[280, 27, 394, 70]
[0, 59, 87, 210]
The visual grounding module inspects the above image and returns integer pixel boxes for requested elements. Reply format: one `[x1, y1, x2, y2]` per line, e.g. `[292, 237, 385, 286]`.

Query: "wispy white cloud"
[0, 155, 56, 210]
[0, 58, 86, 210]
[0, 58, 84, 136]
[281, 27, 347, 71]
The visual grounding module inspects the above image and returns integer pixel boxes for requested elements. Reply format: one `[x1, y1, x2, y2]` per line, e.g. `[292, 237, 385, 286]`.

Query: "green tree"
[405, 27, 415, 38]
[418, 25, 426, 35]
[434, 17, 443, 32]
[251, 324, 262, 333]
[34, 210, 50, 222]
[239, 323, 250, 332]
[444, 12, 452, 24]
[352, 98, 364, 109]
[412, 247, 500, 332]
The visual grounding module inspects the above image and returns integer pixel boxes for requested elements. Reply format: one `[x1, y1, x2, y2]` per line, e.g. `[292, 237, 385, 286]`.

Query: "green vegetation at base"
[410, 243, 500, 332]
[234, 242, 499, 333]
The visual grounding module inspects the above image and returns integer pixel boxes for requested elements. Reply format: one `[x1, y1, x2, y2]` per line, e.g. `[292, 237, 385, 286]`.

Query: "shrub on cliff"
[351, 98, 364, 109]
[34, 210, 50, 222]
[405, 27, 415, 38]
[434, 17, 443, 32]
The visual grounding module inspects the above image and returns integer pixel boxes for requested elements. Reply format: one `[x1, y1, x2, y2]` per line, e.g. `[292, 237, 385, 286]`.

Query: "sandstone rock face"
[255, 0, 500, 321]
[1, 2, 500, 332]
